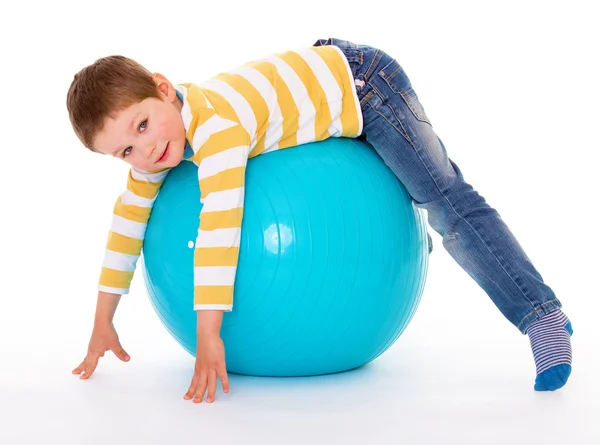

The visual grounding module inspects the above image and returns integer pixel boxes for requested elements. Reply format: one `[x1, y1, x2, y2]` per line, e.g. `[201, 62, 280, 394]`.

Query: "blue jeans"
[314, 38, 562, 334]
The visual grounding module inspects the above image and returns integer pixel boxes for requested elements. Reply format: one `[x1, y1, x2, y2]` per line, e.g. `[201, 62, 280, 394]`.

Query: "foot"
[526, 309, 573, 391]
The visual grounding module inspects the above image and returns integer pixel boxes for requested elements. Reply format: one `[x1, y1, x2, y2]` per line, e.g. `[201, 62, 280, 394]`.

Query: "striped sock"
[527, 309, 573, 391]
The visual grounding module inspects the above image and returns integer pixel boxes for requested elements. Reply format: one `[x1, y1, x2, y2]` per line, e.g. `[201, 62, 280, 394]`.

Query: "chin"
[170, 151, 184, 166]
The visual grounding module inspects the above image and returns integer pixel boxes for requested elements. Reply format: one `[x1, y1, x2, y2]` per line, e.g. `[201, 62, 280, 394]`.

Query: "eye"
[121, 120, 147, 158]
[120, 120, 146, 158]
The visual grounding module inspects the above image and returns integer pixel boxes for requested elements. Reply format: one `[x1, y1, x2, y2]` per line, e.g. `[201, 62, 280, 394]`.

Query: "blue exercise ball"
[142, 137, 429, 377]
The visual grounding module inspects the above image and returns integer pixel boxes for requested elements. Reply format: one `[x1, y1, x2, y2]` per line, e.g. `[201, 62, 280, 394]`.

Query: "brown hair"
[66, 55, 162, 151]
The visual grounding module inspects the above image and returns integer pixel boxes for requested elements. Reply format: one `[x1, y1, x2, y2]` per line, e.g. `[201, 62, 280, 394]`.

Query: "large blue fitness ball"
[142, 137, 429, 377]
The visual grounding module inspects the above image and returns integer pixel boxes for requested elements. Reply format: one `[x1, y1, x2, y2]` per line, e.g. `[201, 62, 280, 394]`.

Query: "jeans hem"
[517, 299, 563, 334]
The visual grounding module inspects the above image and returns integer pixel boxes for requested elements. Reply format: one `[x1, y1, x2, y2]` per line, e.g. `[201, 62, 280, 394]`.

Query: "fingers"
[72, 360, 86, 375]
[73, 344, 129, 379]
[184, 369, 228, 403]
[183, 370, 213, 404]
[218, 368, 230, 394]
[193, 371, 209, 403]
[206, 370, 217, 403]
[81, 357, 99, 379]
[73, 354, 100, 379]
[111, 344, 130, 362]
[184, 372, 200, 400]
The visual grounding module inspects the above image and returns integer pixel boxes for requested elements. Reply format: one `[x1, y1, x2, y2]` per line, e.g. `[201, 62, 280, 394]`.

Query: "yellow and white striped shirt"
[98, 44, 363, 311]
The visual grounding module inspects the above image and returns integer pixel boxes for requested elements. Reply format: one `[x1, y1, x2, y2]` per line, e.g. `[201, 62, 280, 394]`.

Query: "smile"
[158, 143, 169, 163]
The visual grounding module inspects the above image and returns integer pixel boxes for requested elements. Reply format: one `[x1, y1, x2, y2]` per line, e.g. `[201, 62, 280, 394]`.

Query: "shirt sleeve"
[98, 166, 171, 295]
[191, 114, 251, 311]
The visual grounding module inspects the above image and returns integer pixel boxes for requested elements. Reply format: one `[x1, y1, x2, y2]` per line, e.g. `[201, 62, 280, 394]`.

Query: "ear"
[152, 73, 177, 102]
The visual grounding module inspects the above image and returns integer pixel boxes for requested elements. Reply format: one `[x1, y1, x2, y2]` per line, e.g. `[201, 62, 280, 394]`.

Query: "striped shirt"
[98, 44, 363, 311]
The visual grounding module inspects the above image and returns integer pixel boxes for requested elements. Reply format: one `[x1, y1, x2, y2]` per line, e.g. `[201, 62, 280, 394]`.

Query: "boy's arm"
[196, 310, 223, 335]
[98, 166, 171, 295]
[94, 291, 122, 325]
[183, 116, 248, 403]
[182, 113, 248, 403]
[74, 169, 169, 381]
[192, 117, 251, 313]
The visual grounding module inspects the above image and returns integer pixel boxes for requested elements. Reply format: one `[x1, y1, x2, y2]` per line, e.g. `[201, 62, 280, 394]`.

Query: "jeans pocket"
[377, 59, 432, 126]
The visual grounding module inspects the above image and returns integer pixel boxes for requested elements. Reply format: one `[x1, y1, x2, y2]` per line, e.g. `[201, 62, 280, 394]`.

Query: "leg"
[314, 38, 572, 390]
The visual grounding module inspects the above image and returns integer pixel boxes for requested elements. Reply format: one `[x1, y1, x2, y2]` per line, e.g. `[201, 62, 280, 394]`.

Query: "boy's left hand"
[184, 333, 230, 403]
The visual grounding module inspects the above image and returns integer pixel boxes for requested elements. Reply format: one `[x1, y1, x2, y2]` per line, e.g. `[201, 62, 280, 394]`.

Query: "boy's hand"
[184, 332, 230, 403]
[72, 322, 130, 379]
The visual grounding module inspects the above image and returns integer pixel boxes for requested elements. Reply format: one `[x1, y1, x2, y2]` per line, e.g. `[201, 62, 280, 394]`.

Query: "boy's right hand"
[72, 322, 130, 379]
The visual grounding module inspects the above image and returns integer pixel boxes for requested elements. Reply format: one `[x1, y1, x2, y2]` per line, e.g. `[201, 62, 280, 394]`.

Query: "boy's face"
[92, 74, 186, 171]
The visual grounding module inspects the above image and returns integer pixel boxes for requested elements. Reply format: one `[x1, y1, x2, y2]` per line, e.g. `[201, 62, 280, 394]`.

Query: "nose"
[140, 141, 157, 160]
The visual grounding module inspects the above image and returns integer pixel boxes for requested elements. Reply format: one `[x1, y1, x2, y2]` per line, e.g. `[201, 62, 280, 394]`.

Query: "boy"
[68, 38, 573, 403]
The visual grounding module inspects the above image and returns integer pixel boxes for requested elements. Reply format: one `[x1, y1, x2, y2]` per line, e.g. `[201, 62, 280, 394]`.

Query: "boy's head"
[66, 55, 186, 170]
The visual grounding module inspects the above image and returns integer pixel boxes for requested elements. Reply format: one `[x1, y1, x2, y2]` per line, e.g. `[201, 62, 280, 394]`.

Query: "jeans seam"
[374, 105, 413, 145]
[517, 300, 561, 334]
[363, 83, 413, 145]
[363, 49, 383, 80]
[385, 65, 404, 81]
[443, 197, 539, 320]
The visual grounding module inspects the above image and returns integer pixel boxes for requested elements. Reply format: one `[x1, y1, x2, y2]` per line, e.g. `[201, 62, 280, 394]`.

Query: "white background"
[1, 0, 598, 444]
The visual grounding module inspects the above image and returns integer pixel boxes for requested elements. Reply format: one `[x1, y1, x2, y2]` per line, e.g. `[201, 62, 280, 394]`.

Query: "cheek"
[168, 113, 184, 139]
[163, 121, 180, 142]
[150, 120, 165, 138]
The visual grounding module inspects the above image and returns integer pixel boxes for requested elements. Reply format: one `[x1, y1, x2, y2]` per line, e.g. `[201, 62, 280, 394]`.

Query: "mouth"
[157, 143, 169, 163]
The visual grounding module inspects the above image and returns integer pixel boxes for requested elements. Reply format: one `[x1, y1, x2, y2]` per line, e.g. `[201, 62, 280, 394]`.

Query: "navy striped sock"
[527, 309, 573, 391]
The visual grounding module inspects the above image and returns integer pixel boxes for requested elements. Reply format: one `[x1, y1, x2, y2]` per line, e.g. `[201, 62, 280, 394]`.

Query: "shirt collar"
[175, 86, 196, 160]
